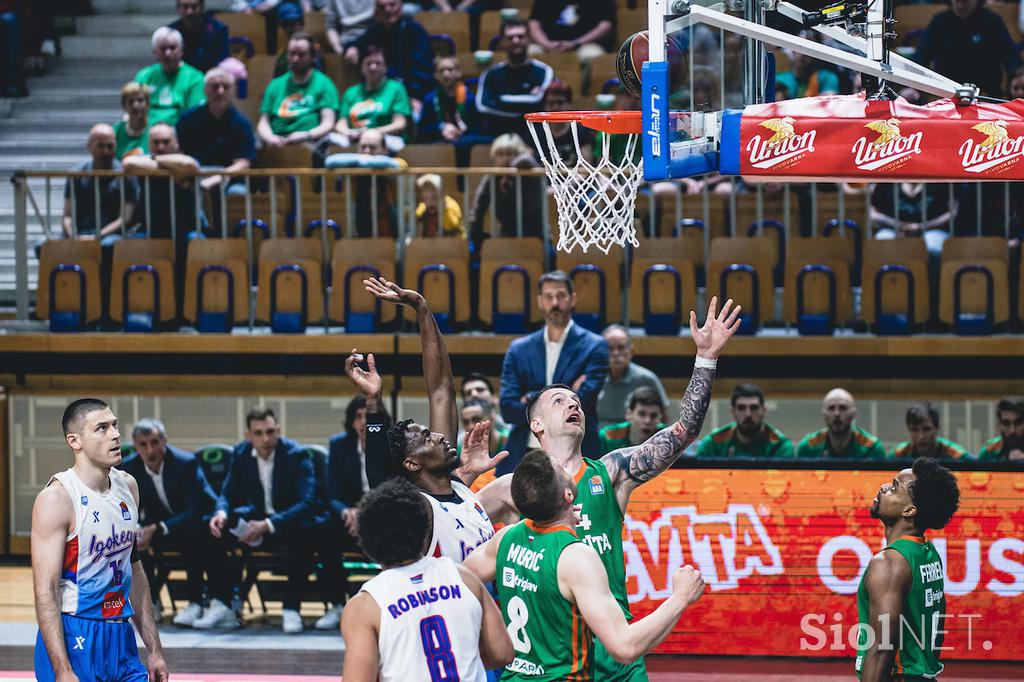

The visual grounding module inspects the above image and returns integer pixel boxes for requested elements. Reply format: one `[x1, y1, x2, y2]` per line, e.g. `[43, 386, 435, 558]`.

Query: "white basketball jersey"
[424, 480, 494, 562]
[361, 555, 486, 682]
[50, 467, 139, 619]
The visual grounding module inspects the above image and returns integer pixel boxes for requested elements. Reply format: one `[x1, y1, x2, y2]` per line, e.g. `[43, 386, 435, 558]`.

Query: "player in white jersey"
[341, 478, 513, 681]
[32, 398, 167, 682]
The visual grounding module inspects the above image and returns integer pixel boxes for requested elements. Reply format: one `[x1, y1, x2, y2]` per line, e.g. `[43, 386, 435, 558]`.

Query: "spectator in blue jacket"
[419, 56, 483, 144]
[345, 0, 434, 106]
[197, 406, 316, 634]
[476, 18, 553, 139]
[169, 0, 229, 73]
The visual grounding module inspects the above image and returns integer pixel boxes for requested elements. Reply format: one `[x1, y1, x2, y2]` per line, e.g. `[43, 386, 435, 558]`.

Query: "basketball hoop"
[525, 111, 643, 254]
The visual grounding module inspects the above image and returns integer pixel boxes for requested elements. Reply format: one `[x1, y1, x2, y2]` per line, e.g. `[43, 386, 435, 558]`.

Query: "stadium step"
[75, 14, 179, 34]
[60, 35, 154, 59]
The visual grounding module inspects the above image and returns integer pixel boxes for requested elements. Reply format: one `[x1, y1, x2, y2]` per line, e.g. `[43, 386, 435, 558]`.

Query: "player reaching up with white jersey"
[341, 477, 514, 681]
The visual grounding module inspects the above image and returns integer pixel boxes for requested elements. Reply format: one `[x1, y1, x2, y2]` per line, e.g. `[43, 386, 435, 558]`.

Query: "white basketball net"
[527, 119, 643, 254]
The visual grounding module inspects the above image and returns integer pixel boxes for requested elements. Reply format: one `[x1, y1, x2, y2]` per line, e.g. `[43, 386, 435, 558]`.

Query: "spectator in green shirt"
[114, 82, 151, 160]
[134, 27, 206, 126]
[890, 402, 969, 460]
[598, 386, 667, 455]
[457, 398, 510, 456]
[258, 32, 339, 147]
[977, 396, 1024, 461]
[696, 383, 793, 458]
[336, 45, 411, 151]
[796, 388, 886, 459]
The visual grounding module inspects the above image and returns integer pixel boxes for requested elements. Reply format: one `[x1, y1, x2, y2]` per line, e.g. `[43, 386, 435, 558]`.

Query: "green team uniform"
[856, 535, 946, 681]
[976, 435, 1018, 461]
[695, 422, 794, 458]
[260, 70, 340, 136]
[598, 421, 667, 455]
[497, 520, 593, 681]
[113, 120, 148, 159]
[339, 78, 412, 138]
[133, 63, 205, 126]
[796, 425, 886, 459]
[572, 457, 648, 681]
[889, 437, 969, 460]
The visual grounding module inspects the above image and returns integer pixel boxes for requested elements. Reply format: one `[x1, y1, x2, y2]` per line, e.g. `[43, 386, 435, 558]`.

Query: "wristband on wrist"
[694, 354, 717, 370]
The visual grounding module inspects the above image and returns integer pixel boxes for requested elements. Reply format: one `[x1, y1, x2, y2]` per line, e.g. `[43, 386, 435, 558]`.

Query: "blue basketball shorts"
[35, 613, 148, 682]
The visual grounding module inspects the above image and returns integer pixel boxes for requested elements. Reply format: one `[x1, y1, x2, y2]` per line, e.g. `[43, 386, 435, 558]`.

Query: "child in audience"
[415, 173, 465, 238]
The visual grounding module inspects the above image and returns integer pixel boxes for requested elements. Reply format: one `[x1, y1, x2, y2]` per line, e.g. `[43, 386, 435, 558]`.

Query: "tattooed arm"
[603, 298, 741, 511]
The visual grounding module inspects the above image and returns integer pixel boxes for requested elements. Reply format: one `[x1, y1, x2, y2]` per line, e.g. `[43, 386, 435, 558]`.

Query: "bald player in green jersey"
[479, 297, 741, 681]
[856, 458, 961, 682]
[466, 450, 706, 681]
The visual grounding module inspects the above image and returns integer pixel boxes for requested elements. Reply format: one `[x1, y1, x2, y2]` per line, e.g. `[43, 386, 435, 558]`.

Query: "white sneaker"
[282, 608, 304, 634]
[193, 599, 240, 630]
[314, 603, 343, 630]
[172, 602, 204, 627]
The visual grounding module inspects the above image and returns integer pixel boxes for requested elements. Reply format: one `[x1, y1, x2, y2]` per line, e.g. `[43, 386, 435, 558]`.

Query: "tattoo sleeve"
[625, 366, 715, 483]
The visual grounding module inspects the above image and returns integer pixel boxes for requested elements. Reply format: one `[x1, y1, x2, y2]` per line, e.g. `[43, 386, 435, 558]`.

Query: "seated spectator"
[197, 406, 315, 634]
[272, 2, 325, 77]
[917, 0, 1020, 98]
[695, 383, 793, 458]
[326, 129, 409, 236]
[534, 79, 592, 166]
[595, 324, 669, 429]
[258, 32, 339, 148]
[890, 401, 969, 460]
[460, 372, 505, 434]
[977, 396, 1024, 461]
[795, 388, 886, 459]
[775, 46, 840, 99]
[468, 133, 544, 246]
[415, 173, 465, 238]
[336, 46, 411, 151]
[598, 386, 667, 455]
[134, 27, 206, 126]
[870, 182, 955, 260]
[119, 418, 218, 626]
[115, 82, 152, 160]
[528, 0, 615, 71]
[324, 0, 374, 54]
[0, 0, 28, 97]
[346, 0, 433, 106]
[477, 18, 553, 138]
[458, 397, 509, 455]
[418, 56, 484, 146]
[169, 0, 228, 73]
[176, 68, 257, 196]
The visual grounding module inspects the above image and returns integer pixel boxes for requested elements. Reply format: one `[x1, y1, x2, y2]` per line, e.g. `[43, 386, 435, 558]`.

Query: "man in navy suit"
[120, 418, 217, 627]
[313, 389, 391, 630]
[196, 406, 316, 634]
[499, 270, 609, 474]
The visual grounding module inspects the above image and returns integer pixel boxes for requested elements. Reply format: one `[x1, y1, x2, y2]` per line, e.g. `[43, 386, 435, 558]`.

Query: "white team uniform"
[361, 555, 486, 682]
[423, 480, 494, 562]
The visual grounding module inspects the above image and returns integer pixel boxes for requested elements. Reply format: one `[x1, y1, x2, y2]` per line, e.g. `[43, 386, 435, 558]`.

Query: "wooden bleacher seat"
[109, 239, 177, 326]
[329, 237, 398, 328]
[651, 192, 728, 239]
[628, 237, 698, 334]
[36, 240, 102, 327]
[183, 238, 251, 328]
[237, 55, 278, 125]
[708, 236, 776, 329]
[323, 54, 362, 95]
[219, 12, 268, 53]
[256, 238, 325, 326]
[893, 4, 946, 33]
[478, 237, 546, 331]
[400, 144, 457, 169]
[731, 189, 798, 238]
[403, 237, 472, 329]
[618, 8, 648, 42]
[479, 11, 504, 48]
[556, 249, 624, 330]
[416, 11, 470, 52]
[783, 237, 854, 331]
[860, 238, 931, 331]
[938, 236, 1010, 330]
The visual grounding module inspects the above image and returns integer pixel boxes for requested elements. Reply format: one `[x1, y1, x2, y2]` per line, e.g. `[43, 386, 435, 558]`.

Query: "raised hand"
[363, 276, 426, 309]
[689, 296, 742, 360]
[671, 564, 706, 606]
[456, 420, 510, 486]
[345, 349, 383, 398]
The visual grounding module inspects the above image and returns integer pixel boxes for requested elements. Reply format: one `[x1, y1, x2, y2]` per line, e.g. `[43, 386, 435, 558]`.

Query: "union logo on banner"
[746, 117, 817, 169]
[958, 120, 1024, 174]
[851, 118, 923, 171]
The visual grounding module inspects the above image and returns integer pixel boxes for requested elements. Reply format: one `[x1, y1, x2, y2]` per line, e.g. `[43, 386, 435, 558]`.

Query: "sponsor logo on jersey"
[101, 591, 125, 618]
[925, 586, 944, 607]
[958, 120, 1024, 174]
[80, 495, 88, 506]
[384, 583, 463, 619]
[72, 636, 86, 650]
[746, 117, 817, 169]
[501, 566, 538, 593]
[507, 658, 545, 675]
[589, 475, 605, 495]
[851, 118, 923, 172]
[119, 501, 131, 521]
[88, 525, 137, 564]
[92, 511, 100, 523]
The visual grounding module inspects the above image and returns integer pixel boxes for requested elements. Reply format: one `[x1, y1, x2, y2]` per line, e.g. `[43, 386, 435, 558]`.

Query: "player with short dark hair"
[33, 399, 168, 682]
[341, 478, 513, 681]
[977, 396, 1024, 461]
[889, 401, 968, 460]
[696, 383, 793, 458]
[856, 458, 960, 682]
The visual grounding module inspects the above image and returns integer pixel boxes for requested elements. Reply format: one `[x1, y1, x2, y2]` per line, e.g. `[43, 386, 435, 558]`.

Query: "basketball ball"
[616, 31, 685, 98]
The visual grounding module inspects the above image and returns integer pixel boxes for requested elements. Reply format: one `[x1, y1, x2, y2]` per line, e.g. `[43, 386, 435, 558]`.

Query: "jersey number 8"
[420, 615, 460, 681]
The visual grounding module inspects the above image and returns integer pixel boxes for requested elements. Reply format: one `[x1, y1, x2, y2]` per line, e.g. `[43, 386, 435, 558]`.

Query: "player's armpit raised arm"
[859, 551, 912, 682]
[31, 484, 76, 679]
[561, 543, 705, 665]
[475, 474, 518, 528]
[457, 564, 515, 669]
[340, 593, 382, 682]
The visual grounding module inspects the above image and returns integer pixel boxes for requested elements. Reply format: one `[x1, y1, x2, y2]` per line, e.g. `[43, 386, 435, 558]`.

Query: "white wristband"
[694, 354, 717, 370]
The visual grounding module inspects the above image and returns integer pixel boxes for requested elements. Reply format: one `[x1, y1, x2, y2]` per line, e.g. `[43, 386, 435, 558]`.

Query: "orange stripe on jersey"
[897, 535, 926, 544]
[572, 461, 587, 485]
[894, 649, 904, 674]
[524, 519, 578, 536]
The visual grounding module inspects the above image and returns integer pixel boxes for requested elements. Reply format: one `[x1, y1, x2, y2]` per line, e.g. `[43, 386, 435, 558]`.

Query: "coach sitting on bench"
[197, 406, 317, 634]
[120, 418, 217, 626]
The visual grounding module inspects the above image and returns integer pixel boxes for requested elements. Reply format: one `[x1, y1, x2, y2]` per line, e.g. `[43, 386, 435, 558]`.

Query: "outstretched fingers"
[705, 295, 718, 324]
[716, 298, 735, 323]
[688, 309, 699, 336]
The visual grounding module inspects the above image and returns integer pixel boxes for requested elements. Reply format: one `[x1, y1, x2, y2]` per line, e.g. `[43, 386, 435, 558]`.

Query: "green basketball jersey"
[572, 457, 630, 619]
[497, 520, 592, 681]
[856, 536, 946, 680]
